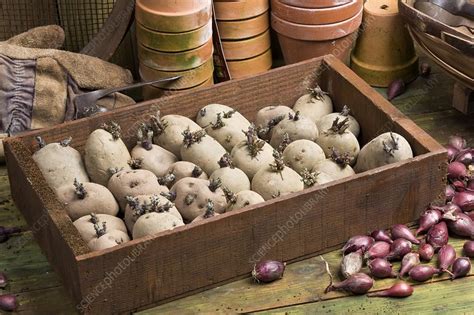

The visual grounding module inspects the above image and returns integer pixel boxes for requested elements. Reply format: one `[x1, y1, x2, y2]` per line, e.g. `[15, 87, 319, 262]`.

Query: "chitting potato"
[84, 122, 131, 186]
[312, 148, 356, 180]
[355, 132, 413, 173]
[225, 189, 265, 212]
[210, 153, 250, 193]
[251, 151, 304, 200]
[81, 214, 130, 251]
[255, 105, 294, 140]
[74, 213, 128, 244]
[160, 161, 208, 188]
[133, 211, 184, 239]
[300, 169, 334, 188]
[205, 111, 251, 152]
[293, 85, 333, 123]
[282, 139, 326, 175]
[196, 104, 249, 129]
[32, 137, 89, 192]
[270, 112, 319, 149]
[317, 105, 360, 137]
[192, 199, 220, 222]
[56, 179, 119, 221]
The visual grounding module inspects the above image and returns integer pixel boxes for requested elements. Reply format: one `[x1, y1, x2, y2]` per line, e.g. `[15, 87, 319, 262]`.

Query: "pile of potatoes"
[32, 85, 413, 252]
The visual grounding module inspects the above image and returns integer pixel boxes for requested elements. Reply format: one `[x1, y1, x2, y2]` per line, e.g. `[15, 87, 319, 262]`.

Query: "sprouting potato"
[270, 111, 319, 149]
[205, 112, 251, 152]
[255, 105, 294, 140]
[56, 179, 119, 221]
[317, 105, 360, 137]
[73, 213, 128, 244]
[355, 132, 413, 173]
[84, 122, 131, 186]
[32, 136, 89, 193]
[160, 161, 208, 188]
[210, 153, 250, 193]
[293, 85, 333, 123]
[312, 148, 356, 180]
[282, 139, 326, 175]
[132, 211, 184, 239]
[225, 189, 265, 212]
[300, 169, 335, 188]
[192, 199, 220, 222]
[196, 104, 249, 128]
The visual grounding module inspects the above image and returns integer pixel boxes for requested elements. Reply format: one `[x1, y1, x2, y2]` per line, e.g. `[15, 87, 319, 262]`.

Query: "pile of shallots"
[325, 135, 473, 298]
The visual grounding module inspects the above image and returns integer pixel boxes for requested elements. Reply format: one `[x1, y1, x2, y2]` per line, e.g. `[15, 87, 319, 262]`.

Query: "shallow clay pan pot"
[143, 76, 214, 100]
[136, 20, 212, 52]
[279, 0, 351, 8]
[139, 58, 214, 89]
[136, 0, 212, 32]
[222, 30, 271, 60]
[227, 49, 272, 79]
[272, 0, 362, 25]
[350, 0, 419, 87]
[217, 12, 269, 40]
[214, 0, 269, 20]
[138, 39, 213, 71]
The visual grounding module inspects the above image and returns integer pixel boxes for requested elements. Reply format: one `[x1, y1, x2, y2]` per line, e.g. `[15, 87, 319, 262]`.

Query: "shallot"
[463, 240, 474, 257]
[399, 253, 420, 278]
[446, 145, 459, 162]
[426, 222, 449, 250]
[408, 265, 440, 282]
[418, 243, 435, 262]
[452, 180, 466, 191]
[386, 239, 412, 261]
[365, 241, 391, 260]
[447, 161, 467, 180]
[455, 149, 473, 166]
[387, 79, 406, 100]
[252, 260, 286, 283]
[432, 202, 462, 215]
[368, 258, 397, 278]
[325, 273, 374, 295]
[446, 185, 456, 202]
[0, 272, 6, 289]
[452, 191, 474, 212]
[451, 257, 471, 280]
[342, 235, 375, 255]
[341, 250, 363, 279]
[416, 209, 442, 235]
[443, 212, 474, 239]
[0, 294, 17, 312]
[448, 135, 467, 151]
[391, 224, 419, 244]
[367, 281, 414, 298]
[370, 230, 393, 244]
[437, 244, 456, 274]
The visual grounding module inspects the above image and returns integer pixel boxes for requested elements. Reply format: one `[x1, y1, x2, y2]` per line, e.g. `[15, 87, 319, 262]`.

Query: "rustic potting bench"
[0, 55, 473, 314]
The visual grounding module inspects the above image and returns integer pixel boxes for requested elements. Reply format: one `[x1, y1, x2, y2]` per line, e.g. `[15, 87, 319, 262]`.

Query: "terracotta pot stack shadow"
[271, 0, 363, 64]
[135, 0, 215, 99]
[215, 0, 272, 79]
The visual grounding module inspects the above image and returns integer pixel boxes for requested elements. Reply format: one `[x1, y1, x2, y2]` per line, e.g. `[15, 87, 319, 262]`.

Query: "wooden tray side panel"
[75, 152, 445, 314]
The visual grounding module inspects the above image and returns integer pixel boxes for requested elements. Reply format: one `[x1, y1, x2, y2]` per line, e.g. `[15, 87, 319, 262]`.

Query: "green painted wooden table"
[1, 56, 473, 314]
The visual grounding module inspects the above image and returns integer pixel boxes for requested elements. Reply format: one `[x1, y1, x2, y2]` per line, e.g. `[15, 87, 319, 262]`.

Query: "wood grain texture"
[3, 55, 446, 314]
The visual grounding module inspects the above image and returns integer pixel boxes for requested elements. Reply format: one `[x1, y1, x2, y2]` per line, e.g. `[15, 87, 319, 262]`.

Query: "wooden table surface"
[1, 57, 473, 314]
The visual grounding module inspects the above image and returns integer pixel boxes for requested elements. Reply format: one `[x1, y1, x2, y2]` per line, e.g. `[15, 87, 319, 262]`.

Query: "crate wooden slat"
[4, 55, 447, 314]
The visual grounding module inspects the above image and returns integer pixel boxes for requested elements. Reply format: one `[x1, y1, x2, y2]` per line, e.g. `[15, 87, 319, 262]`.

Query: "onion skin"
[463, 240, 474, 258]
[365, 241, 391, 260]
[409, 265, 440, 282]
[367, 281, 414, 298]
[448, 135, 467, 151]
[252, 260, 286, 283]
[455, 149, 473, 166]
[342, 235, 375, 255]
[416, 209, 442, 235]
[452, 180, 466, 192]
[447, 162, 467, 180]
[387, 79, 406, 101]
[399, 253, 420, 278]
[418, 243, 435, 262]
[446, 185, 456, 202]
[325, 273, 374, 295]
[0, 294, 17, 312]
[370, 230, 393, 244]
[432, 202, 462, 215]
[386, 239, 412, 261]
[437, 244, 456, 273]
[391, 224, 419, 244]
[368, 258, 397, 279]
[452, 191, 474, 212]
[426, 222, 449, 250]
[0, 272, 6, 289]
[341, 250, 363, 279]
[451, 257, 471, 280]
[446, 145, 459, 162]
[443, 212, 474, 239]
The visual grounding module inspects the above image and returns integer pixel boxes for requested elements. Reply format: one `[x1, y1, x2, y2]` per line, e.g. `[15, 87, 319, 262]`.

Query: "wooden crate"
[4, 55, 446, 314]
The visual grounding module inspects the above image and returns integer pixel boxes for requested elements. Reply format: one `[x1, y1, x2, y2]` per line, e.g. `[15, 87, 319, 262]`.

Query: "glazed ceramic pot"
[272, 0, 362, 25]
[143, 76, 214, 100]
[279, 0, 351, 8]
[138, 39, 214, 71]
[217, 12, 269, 40]
[350, 0, 419, 87]
[136, 19, 212, 52]
[272, 9, 362, 64]
[227, 49, 272, 79]
[136, 0, 212, 32]
[222, 30, 271, 60]
[214, 0, 269, 20]
[139, 57, 214, 89]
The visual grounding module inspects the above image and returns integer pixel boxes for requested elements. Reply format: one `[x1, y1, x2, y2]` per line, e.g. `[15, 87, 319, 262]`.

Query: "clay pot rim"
[136, 0, 210, 17]
[217, 11, 270, 40]
[227, 49, 272, 79]
[138, 38, 214, 58]
[227, 48, 272, 66]
[279, 0, 352, 9]
[271, 8, 363, 41]
[214, 0, 269, 21]
[136, 19, 212, 36]
[272, 0, 362, 25]
[222, 30, 271, 61]
[364, 0, 399, 17]
[144, 76, 214, 94]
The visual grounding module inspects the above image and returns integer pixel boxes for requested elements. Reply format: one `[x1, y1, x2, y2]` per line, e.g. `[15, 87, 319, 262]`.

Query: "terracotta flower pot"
[136, 0, 212, 32]
[279, 0, 351, 8]
[139, 57, 214, 89]
[222, 30, 271, 61]
[136, 20, 212, 52]
[217, 12, 269, 40]
[143, 76, 214, 100]
[138, 39, 214, 71]
[272, 0, 362, 25]
[350, 0, 419, 87]
[271, 9, 362, 64]
[214, 0, 269, 21]
[227, 49, 272, 79]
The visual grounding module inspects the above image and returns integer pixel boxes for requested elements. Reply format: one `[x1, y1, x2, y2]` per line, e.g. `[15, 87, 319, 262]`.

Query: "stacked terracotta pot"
[271, 0, 363, 64]
[215, 0, 272, 79]
[136, 0, 214, 99]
